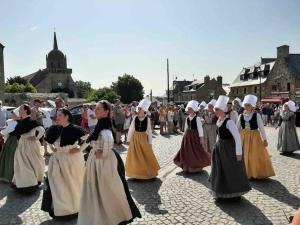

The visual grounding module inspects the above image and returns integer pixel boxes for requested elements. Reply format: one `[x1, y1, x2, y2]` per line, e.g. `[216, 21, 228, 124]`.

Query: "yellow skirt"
[241, 130, 275, 179]
[125, 131, 160, 179]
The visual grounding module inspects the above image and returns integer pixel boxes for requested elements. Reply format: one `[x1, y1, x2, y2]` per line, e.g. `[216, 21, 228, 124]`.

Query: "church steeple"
[53, 32, 58, 50]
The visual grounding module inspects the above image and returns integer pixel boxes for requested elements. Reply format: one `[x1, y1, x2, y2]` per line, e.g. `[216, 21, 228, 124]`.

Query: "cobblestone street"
[1, 127, 300, 224]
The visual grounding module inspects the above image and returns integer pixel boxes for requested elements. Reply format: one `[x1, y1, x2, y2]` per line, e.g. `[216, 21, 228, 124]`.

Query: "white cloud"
[29, 25, 40, 31]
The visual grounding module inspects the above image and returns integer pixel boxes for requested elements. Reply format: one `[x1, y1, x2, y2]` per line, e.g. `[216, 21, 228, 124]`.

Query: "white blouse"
[127, 116, 152, 144]
[237, 112, 267, 141]
[217, 117, 242, 156]
[184, 115, 204, 137]
[91, 130, 114, 158]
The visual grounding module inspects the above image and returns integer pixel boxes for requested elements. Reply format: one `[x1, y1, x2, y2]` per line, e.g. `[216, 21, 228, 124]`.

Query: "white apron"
[47, 140, 85, 216]
[13, 126, 45, 188]
[77, 130, 132, 225]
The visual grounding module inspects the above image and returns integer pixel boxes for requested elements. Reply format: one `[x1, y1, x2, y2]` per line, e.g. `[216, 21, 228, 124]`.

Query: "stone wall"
[35, 72, 76, 96]
[264, 57, 299, 101]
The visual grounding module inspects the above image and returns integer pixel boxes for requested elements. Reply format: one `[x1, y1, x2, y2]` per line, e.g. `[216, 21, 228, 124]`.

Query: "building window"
[272, 85, 277, 91]
[287, 83, 290, 91]
[244, 88, 246, 94]
[254, 86, 257, 93]
[236, 89, 238, 94]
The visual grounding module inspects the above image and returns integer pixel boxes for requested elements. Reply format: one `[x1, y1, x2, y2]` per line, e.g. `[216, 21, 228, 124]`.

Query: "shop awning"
[261, 98, 288, 103]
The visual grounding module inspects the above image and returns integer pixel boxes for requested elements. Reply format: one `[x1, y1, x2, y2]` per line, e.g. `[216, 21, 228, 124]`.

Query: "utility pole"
[167, 58, 170, 103]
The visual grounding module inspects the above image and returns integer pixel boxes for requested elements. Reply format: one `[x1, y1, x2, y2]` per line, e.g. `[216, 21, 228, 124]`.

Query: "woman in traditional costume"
[210, 95, 251, 200]
[78, 100, 141, 225]
[198, 101, 207, 118]
[12, 104, 45, 193]
[203, 99, 218, 153]
[174, 100, 211, 172]
[237, 95, 275, 179]
[0, 113, 19, 183]
[277, 100, 300, 154]
[125, 99, 160, 179]
[41, 108, 86, 219]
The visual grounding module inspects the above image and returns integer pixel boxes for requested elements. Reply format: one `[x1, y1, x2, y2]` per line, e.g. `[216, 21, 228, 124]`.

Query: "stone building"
[230, 45, 300, 103]
[0, 43, 4, 101]
[174, 76, 226, 104]
[23, 32, 76, 97]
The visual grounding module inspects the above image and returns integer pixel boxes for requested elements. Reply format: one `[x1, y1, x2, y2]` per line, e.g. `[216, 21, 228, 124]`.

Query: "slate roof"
[231, 60, 275, 87]
[23, 69, 48, 86]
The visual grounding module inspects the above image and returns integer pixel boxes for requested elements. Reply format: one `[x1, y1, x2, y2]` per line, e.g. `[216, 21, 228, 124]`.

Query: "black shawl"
[45, 124, 85, 147]
[13, 117, 42, 137]
[87, 117, 112, 142]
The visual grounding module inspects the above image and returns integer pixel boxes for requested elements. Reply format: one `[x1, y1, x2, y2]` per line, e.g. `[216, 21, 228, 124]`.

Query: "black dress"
[210, 118, 251, 198]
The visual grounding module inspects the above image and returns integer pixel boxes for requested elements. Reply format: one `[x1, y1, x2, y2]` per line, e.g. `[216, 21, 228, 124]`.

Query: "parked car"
[3, 106, 16, 118]
[69, 104, 91, 126]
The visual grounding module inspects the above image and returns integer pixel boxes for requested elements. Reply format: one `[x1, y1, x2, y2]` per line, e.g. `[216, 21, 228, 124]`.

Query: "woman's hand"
[28, 136, 37, 141]
[199, 137, 204, 147]
[263, 140, 268, 147]
[69, 148, 80, 154]
[95, 149, 103, 159]
[236, 155, 242, 161]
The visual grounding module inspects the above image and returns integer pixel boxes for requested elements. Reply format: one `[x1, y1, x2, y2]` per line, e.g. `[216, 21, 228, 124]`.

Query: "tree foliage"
[87, 87, 120, 103]
[6, 76, 28, 85]
[5, 83, 37, 93]
[111, 74, 144, 103]
[75, 81, 92, 98]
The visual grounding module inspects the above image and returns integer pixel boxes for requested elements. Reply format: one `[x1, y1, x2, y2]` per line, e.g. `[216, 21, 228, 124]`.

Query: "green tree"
[6, 76, 28, 85]
[75, 81, 92, 98]
[87, 87, 120, 103]
[24, 83, 37, 93]
[111, 74, 144, 103]
[5, 82, 37, 93]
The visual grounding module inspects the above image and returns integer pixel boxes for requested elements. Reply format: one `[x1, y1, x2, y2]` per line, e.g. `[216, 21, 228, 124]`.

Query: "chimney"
[277, 45, 289, 59]
[0, 43, 4, 101]
[217, 76, 222, 85]
[204, 75, 210, 84]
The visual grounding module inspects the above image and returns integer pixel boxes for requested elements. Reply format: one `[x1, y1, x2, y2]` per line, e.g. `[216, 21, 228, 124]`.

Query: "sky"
[1, 0, 300, 96]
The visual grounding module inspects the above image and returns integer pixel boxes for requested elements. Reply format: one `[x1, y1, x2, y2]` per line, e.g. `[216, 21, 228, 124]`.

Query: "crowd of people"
[0, 93, 300, 224]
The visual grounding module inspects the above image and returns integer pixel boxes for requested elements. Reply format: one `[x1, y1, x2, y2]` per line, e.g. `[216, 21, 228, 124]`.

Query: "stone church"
[230, 45, 300, 103]
[23, 32, 76, 97]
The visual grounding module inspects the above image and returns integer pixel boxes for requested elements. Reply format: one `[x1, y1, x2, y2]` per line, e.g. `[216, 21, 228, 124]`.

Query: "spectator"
[0, 100, 7, 129]
[87, 102, 97, 132]
[173, 106, 179, 133]
[167, 105, 174, 134]
[50, 97, 65, 125]
[123, 105, 132, 143]
[159, 105, 167, 135]
[178, 105, 186, 132]
[81, 104, 89, 132]
[113, 100, 125, 145]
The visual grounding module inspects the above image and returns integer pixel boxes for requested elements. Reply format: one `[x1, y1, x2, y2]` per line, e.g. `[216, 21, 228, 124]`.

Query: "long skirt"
[13, 137, 44, 192]
[277, 122, 300, 153]
[210, 138, 251, 198]
[174, 129, 211, 172]
[241, 130, 275, 179]
[41, 151, 85, 218]
[125, 131, 160, 179]
[0, 135, 18, 182]
[203, 124, 217, 153]
[78, 149, 141, 225]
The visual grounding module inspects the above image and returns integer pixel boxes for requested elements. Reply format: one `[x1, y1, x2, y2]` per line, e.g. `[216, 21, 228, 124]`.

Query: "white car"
[2, 106, 16, 118]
